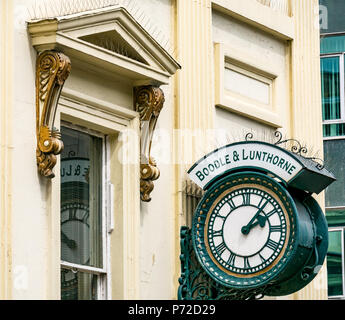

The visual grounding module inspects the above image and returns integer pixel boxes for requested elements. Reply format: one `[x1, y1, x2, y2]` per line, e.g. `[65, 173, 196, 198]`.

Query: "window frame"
[60, 122, 110, 300]
[323, 138, 345, 299]
[321, 53, 344, 123]
[321, 53, 345, 138]
[327, 226, 345, 299]
[53, 88, 141, 300]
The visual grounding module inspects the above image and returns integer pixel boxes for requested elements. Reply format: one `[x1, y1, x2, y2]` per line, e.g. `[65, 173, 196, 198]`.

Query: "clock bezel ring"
[204, 183, 290, 277]
[191, 171, 299, 289]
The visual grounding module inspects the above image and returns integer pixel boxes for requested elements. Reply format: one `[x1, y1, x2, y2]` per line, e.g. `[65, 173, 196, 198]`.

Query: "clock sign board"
[188, 141, 335, 194]
[184, 140, 336, 298]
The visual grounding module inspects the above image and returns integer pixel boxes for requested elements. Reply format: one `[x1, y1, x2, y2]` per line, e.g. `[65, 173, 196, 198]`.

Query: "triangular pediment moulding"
[29, 4, 180, 202]
[28, 0, 173, 54]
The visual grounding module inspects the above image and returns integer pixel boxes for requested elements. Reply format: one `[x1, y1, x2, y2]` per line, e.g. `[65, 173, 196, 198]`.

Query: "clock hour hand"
[241, 215, 267, 234]
[61, 231, 77, 249]
[249, 215, 267, 228]
[241, 200, 269, 235]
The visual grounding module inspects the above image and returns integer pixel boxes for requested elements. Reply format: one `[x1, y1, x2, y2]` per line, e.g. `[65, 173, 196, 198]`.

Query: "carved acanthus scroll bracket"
[134, 85, 165, 202]
[36, 50, 71, 178]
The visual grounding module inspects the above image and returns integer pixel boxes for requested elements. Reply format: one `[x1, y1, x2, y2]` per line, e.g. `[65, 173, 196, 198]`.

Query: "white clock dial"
[206, 186, 288, 275]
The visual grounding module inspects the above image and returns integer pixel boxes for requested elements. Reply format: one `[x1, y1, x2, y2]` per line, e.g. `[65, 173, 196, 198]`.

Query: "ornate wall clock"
[179, 137, 336, 299]
[191, 170, 329, 296]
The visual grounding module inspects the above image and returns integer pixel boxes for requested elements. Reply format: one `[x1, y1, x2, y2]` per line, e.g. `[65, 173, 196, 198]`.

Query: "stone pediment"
[28, 6, 180, 85]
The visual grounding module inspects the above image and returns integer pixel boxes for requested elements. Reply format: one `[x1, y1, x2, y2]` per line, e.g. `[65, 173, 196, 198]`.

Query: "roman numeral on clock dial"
[266, 239, 279, 251]
[242, 193, 251, 205]
[211, 229, 223, 237]
[258, 252, 266, 263]
[257, 197, 269, 209]
[227, 252, 236, 266]
[266, 209, 277, 218]
[227, 198, 236, 210]
[270, 225, 282, 232]
[244, 257, 250, 269]
[215, 242, 227, 256]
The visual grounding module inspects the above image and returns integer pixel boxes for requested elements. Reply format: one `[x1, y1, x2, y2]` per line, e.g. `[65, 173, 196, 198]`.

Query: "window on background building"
[319, 0, 345, 138]
[60, 125, 107, 300]
[327, 226, 345, 297]
[324, 138, 345, 299]
[320, 55, 345, 137]
[320, 0, 345, 34]
[320, 0, 345, 299]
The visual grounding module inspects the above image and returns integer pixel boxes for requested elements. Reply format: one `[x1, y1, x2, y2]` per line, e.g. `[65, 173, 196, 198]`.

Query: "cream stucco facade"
[0, 0, 327, 300]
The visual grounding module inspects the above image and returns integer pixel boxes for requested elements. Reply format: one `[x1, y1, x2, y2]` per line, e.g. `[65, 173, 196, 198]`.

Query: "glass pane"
[324, 139, 345, 207]
[327, 231, 343, 297]
[323, 123, 345, 137]
[326, 209, 345, 228]
[321, 35, 345, 55]
[321, 57, 341, 121]
[320, 0, 345, 34]
[60, 127, 103, 268]
[61, 269, 98, 300]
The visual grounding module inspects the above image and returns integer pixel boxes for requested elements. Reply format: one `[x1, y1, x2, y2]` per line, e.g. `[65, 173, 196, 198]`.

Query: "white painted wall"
[11, 0, 51, 299]
[135, 0, 175, 301]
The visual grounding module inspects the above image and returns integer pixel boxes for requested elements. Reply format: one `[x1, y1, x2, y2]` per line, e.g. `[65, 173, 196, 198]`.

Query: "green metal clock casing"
[192, 170, 328, 293]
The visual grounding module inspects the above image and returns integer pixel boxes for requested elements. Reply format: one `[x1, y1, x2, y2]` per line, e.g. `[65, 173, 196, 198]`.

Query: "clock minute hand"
[241, 200, 269, 235]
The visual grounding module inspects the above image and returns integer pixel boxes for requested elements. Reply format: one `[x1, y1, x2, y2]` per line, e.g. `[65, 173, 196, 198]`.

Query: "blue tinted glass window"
[321, 57, 341, 121]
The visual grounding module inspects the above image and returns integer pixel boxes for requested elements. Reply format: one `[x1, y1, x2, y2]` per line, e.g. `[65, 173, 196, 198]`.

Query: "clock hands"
[241, 200, 269, 235]
[246, 214, 267, 229]
[61, 231, 77, 249]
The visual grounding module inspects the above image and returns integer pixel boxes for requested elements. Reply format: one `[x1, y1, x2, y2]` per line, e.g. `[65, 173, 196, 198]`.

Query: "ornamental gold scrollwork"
[134, 85, 165, 202]
[36, 51, 71, 178]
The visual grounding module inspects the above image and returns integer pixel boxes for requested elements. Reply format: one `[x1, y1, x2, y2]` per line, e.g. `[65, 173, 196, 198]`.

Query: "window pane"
[61, 127, 103, 268]
[320, 0, 345, 34]
[321, 35, 345, 55]
[324, 139, 345, 207]
[323, 123, 345, 137]
[327, 231, 343, 297]
[321, 57, 341, 121]
[327, 209, 345, 228]
[61, 269, 98, 300]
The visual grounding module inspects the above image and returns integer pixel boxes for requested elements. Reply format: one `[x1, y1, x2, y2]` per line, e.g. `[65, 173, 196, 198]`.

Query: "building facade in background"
[320, 0, 345, 300]
[0, 0, 328, 300]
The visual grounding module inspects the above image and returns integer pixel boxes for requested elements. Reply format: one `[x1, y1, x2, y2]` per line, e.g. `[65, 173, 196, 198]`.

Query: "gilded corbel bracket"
[134, 85, 165, 202]
[36, 51, 71, 178]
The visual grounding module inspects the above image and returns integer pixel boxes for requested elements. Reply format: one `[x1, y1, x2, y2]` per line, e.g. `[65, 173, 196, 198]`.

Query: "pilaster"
[290, 0, 328, 300]
[0, 0, 13, 300]
[173, 0, 215, 296]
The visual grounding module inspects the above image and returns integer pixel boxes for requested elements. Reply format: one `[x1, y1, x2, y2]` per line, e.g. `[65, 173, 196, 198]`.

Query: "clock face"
[207, 186, 288, 275]
[192, 171, 297, 289]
